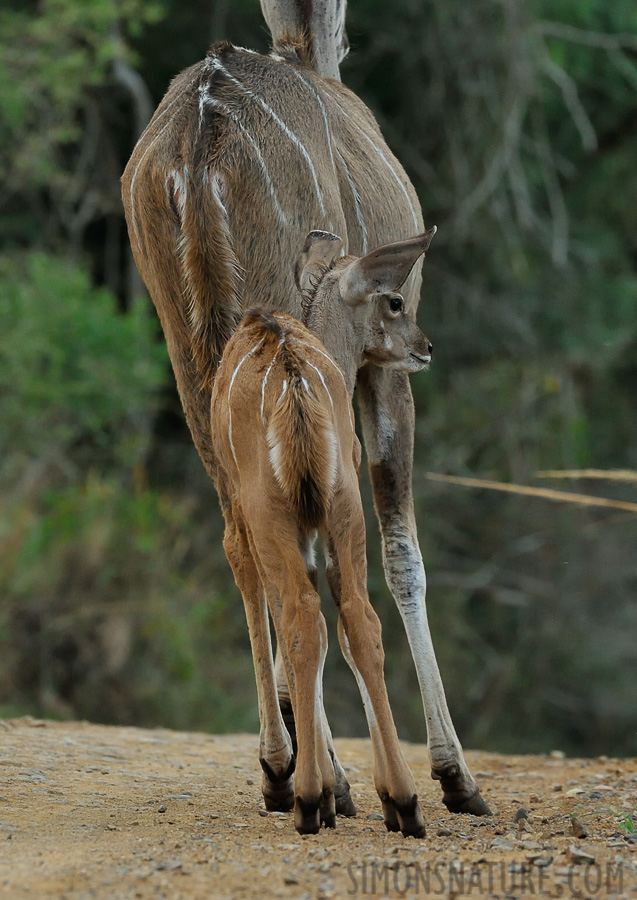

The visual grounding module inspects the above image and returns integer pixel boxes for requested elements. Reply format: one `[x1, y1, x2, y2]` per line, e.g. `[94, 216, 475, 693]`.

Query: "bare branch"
[540, 55, 597, 152]
[426, 473, 637, 515]
[535, 20, 637, 52]
[537, 469, 637, 483]
[112, 57, 153, 140]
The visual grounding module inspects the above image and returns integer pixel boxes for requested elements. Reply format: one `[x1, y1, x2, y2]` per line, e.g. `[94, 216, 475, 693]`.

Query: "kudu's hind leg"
[357, 366, 491, 816]
[326, 503, 426, 839]
[250, 523, 336, 834]
[273, 538, 356, 818]
[222, 508, 295, 811]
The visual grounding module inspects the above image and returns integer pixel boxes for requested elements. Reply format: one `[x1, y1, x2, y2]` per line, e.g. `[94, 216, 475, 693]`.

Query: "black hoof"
[294, 796, 321, 835]
[335, 790, 357, 817]
[431, 766, 492, 817]
[444, 787, 492, 817]
[320, 789, 336, 829]
[260, 756, 295, 812]
[380, 793, 426, 838]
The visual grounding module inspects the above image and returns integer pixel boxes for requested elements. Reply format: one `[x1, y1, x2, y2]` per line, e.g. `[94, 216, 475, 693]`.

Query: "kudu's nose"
[427, 341, 433, 355]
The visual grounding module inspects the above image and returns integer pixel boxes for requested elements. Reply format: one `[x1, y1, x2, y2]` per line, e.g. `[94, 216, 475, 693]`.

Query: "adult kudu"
[121, 0, 490, 819]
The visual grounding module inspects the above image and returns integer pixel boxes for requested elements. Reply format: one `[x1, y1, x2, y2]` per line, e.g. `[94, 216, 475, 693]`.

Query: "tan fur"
[121, 35, 423, 437]
[209, 248, 432, 835]
[266, 357, 337, 532]
[122, 6, 489, 823]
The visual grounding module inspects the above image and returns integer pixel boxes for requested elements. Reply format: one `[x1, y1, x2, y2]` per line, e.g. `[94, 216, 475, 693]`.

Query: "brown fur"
[213, 312, 340, 533]
[210, 302, 427, 836]
[122, 5, 489, 824]
[268, 334, 335, 531]
[121, 36, 423, 450]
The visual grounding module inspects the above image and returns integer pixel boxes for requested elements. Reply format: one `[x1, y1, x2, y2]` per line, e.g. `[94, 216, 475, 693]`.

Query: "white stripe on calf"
[227, 337, 265, 467]
[260, 334, 285, 424]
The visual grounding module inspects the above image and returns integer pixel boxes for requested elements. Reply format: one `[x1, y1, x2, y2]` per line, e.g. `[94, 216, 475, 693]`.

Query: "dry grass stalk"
[425, 473, 637, 514]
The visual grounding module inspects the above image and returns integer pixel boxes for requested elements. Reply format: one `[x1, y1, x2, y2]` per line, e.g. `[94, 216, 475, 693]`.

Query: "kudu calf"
[122, 23, 489, 817]
[211, 231, 432, 835]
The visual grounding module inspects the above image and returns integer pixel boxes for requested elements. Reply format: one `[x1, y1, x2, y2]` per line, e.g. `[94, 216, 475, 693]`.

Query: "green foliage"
[618, 814, 636, 834]
[0, 252, 166, 475]
[0, 0, 164, 247]
[1, 0, 636, 755]
[0, 474, 255, 731]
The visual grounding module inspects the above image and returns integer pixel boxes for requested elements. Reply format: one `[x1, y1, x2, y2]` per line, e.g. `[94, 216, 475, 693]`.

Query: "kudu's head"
[296, 228, 436, 390]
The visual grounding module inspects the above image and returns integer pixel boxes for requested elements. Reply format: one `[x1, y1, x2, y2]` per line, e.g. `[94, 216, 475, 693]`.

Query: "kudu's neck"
[302, 296, 366, 397]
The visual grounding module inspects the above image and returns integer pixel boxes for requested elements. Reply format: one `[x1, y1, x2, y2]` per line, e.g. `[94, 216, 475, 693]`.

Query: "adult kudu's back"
[123, 35, 422, 452]
[122, 18, 490, 818]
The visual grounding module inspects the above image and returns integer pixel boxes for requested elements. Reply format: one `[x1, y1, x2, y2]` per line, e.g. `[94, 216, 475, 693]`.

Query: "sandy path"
[0, 717, 635, 898]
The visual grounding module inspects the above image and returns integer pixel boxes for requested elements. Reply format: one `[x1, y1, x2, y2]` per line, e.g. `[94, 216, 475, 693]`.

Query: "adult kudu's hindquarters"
[121, 4, 490, 818]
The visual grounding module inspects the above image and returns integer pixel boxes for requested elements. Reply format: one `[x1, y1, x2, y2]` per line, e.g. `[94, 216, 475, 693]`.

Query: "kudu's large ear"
[295, 230, 345, 294]
[339, 227, 437, 305]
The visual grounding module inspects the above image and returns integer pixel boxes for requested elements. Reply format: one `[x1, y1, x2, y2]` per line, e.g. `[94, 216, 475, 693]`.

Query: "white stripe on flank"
[227, 337, 265, 468]
[260, 334, 285, 424]
[295, 339, 354, 431]
[206, 57, 327, 217]
[289, 68, 336, 175]
[336, 149, 368, 253]
[305, 361, 334, 412]
[199, 89, 287, 226]
[129, 77, 198, 246]
[324, 86, 420, 234]
[167, 167, 188, 218]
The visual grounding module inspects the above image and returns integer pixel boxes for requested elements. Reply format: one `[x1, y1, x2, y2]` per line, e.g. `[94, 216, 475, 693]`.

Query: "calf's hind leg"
[221, 504, 295, 811]
[252, 535, 336, 831]
[326, 489, 426, 839]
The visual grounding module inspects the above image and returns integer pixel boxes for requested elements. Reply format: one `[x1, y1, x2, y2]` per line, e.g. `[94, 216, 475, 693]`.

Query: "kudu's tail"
[247, 310, 338, 532]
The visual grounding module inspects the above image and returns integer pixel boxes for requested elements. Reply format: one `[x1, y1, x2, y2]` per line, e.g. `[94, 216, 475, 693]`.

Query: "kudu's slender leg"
[325, 506, 426, 839]
[273, 539, 356, 817]
[247, 507, 336, 834]
[221, 503, 295, 811]
[356, 365, 492, 817]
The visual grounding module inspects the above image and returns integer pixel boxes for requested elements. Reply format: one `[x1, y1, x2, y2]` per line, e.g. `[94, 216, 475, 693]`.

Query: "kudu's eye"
[389, 295, 404, 313]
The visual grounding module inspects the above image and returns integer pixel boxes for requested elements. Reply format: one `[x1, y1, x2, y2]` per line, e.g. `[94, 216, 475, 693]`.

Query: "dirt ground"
[0, 717, 635, 899]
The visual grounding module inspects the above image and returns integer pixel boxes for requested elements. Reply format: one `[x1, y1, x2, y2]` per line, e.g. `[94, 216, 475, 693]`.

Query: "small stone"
[437, 827, 453, 837]
[490, 836, 514, 850]
[246, 778, 254, 785]
[158, 805, 167, 813]
[258, 810, 268, 817]
[366, 813, 384, 821]
[552, 784, 563, 792]
[550, 750, 566, 760]
[568, 844, 596, 865]
[514, 807, 529, 823]
[284, 875, 299, 885]
[570, 816, 588, 839]
[529, 793, 540, 803]
[518, 840, 543, 851]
